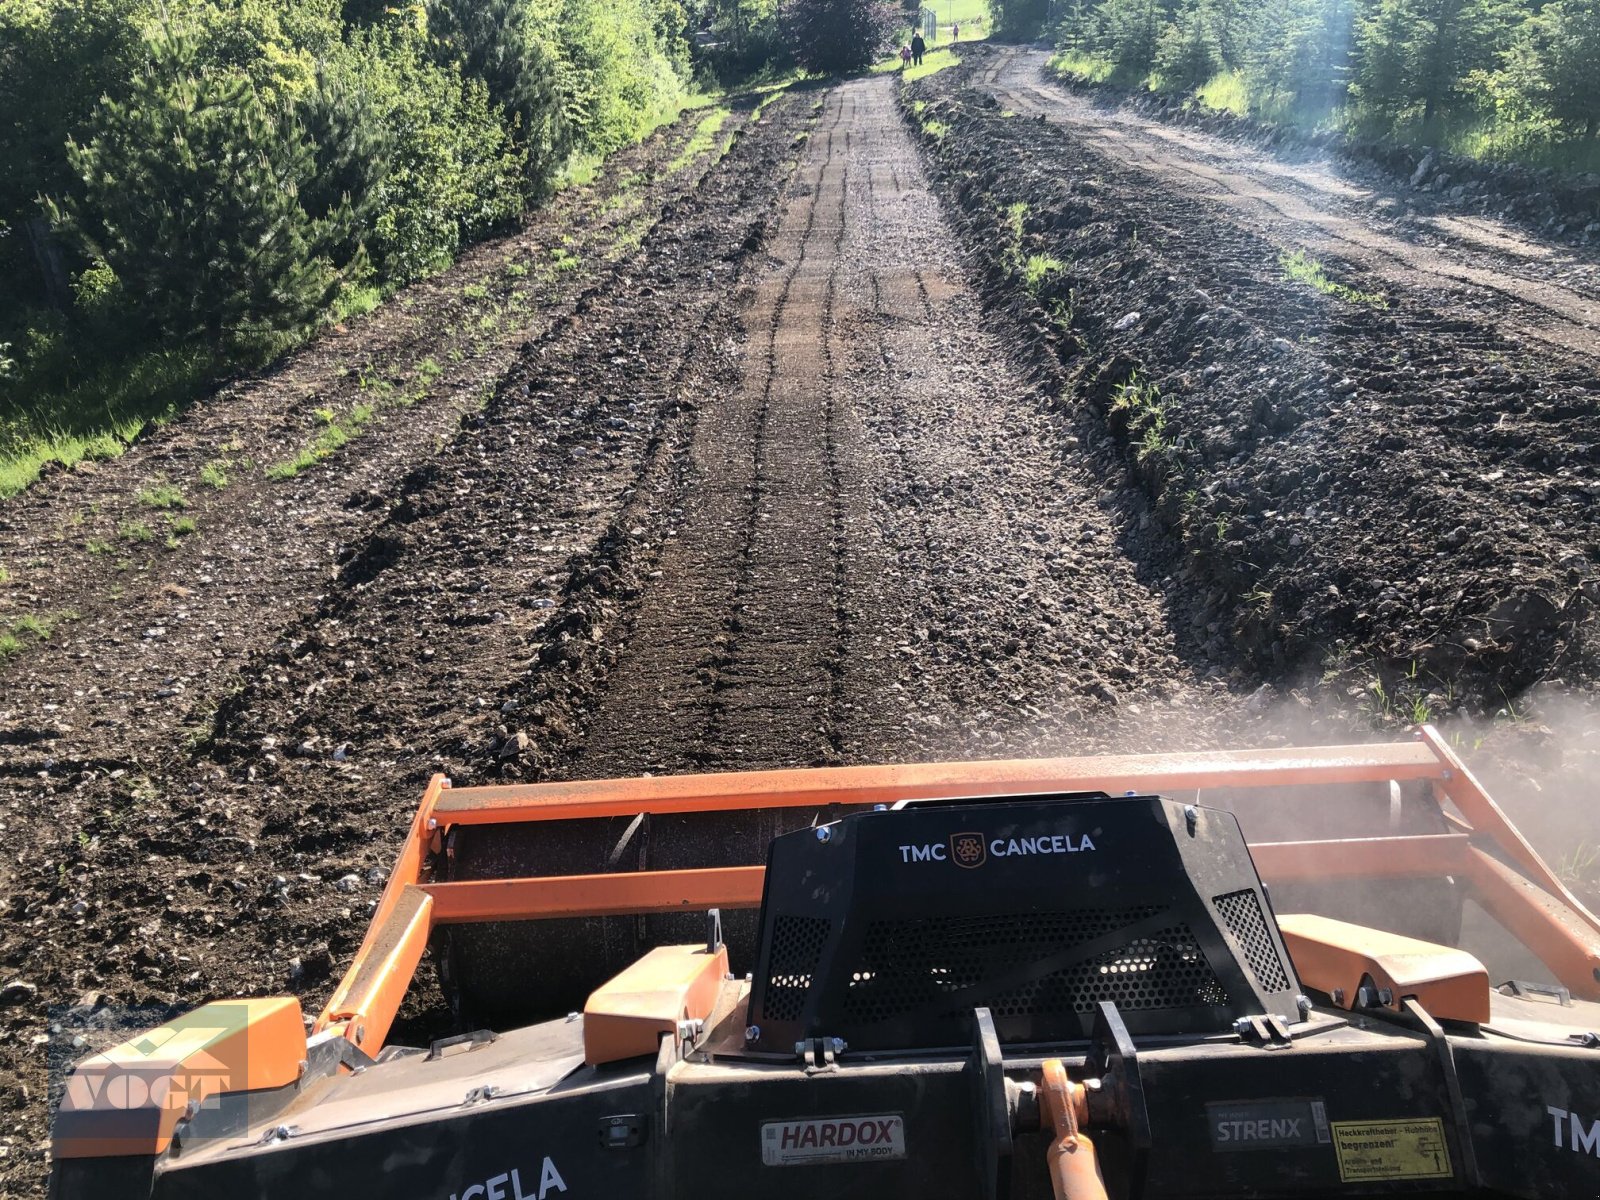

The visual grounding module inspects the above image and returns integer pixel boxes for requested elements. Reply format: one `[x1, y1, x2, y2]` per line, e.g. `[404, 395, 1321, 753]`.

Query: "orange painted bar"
[431, 743, 1445, 826]
[316, 774, 445, 1035]
[417, 835, 1469, 924]
[423, 865, 769, 923]
[1419, 726, 1600, 937]
[1462, 846, 1600, 1001]
[1250, 834, 1471, 881]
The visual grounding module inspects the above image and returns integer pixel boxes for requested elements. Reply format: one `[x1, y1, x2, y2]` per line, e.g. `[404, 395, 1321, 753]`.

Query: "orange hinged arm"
[1418, 725, 1600, 938]
[429, 742, 1446, 825]
[316, 773, 446, 1040]
[1461, 846, 1600, 1001]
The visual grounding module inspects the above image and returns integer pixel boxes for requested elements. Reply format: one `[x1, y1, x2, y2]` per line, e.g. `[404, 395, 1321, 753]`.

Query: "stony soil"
[1, 57, 1597, 1197]
[917, 47, 1600, 711]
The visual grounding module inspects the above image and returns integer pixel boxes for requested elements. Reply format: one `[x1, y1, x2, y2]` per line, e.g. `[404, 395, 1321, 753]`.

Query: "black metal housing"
[747, 795, 1301, 1052]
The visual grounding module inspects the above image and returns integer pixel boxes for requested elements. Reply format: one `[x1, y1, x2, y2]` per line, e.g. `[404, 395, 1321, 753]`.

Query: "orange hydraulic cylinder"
[1041, 1059, 1109, 1200]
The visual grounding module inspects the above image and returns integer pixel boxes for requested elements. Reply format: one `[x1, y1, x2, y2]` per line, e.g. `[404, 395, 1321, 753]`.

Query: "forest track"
[980, 48, 1600, 363]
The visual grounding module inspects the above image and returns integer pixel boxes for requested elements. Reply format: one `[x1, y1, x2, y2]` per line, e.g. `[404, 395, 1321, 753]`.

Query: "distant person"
[911, 31, 926, 66]
[952, 22, 960, 42]
[900, 43, 912, 68]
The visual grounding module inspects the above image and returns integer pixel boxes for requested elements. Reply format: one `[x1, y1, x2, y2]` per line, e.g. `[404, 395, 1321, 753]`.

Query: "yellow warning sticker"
[1331, 1118, 1452, 1182]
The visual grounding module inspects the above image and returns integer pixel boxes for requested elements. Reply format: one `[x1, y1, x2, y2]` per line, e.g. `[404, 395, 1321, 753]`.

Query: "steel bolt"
[1295, 994, 1312, 1019]
[745, 1025, 761, 1043]
[815, 826, 832, 843]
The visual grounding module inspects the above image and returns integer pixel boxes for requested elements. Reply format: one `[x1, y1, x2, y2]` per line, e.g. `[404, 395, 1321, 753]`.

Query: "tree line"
[0, 0, 698, 394]
[993, 0, 1598, 158]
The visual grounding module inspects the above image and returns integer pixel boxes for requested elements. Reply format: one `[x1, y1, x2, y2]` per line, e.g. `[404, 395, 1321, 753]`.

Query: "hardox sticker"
[761, 1114, 906, 1166]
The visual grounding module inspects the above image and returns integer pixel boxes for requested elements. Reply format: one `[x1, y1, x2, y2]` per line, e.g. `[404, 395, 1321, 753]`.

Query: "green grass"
[1109, 374, 1172, 463]
[1280, 249, 1387, 307]
[555, 86, 724, 191]
[118, 519, 154, 542]
[331, 284, 381, 324]
[669, 106, 734, 173]
[164, 513, 197, 548]
[137, 482, 188, 510]
[1196, 70, 1251, 117]
[922, 119, 950, 140]
[549, 247, 581, 272]
[199, 459, 231, 490]
[0, 344, 216, 500]
[1050, 51, 1114, 85]
[84, 537, 115, 555]
[902, 49, 962, 83]
[265, 403, 375, 480]
[461, 283, 489, 302]
[0, 608, 80, 662]
[1022, 253, 1063, 292]
[504, 262, 528, 279]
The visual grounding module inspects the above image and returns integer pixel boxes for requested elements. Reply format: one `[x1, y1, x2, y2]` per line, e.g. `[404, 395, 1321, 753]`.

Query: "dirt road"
[2, 59, 1597, 1195]
[979, 48, 1600, 361]
[574, 79, 1226, 782]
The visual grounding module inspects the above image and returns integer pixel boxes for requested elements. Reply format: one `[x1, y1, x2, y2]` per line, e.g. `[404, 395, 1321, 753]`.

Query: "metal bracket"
[1233, 1013, 1294, 1048]
[426, 1028, 498, 1061]
[1088, 1001, 1150, 1196]
[1402, 998, 1481, 1190]
[1498, 979, 1572, 1007]
[705, 908, 724, 955]
[970, 1007, 1012, 1200]
[795, 1037, 843, 1069]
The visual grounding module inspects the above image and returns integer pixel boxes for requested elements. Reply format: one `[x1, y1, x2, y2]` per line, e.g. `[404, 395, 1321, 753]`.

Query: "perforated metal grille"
[836, 907, 1226, 1024]
[764, 915, 832, 1021]
[1213, 888, 1290, 992]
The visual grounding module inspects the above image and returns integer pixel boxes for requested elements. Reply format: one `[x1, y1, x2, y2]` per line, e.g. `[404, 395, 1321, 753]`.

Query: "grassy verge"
[0, 344, 218, 500]
[669, 106, 735, 173]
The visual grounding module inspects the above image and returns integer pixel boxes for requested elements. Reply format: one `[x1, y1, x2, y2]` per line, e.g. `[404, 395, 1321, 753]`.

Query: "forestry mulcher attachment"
[51, 728, 1600, 1199]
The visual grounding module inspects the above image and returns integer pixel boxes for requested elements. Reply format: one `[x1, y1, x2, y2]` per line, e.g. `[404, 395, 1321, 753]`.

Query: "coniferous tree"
[53, 18, 349, 349]
[1521, 0, 1600, 140]
[1153, 0, 1221, 91]
[1354, 0, 1515, 121]
[429, 0, 570, 196]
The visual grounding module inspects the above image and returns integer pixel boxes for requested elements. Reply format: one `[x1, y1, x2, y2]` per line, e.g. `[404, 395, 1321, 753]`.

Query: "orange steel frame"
[315, 726, 1600, 1054]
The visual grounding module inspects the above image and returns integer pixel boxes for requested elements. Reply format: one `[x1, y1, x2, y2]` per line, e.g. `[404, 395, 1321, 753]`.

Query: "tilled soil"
[916, 47, 1600, 709]
[1, 58, 1598, 1198]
